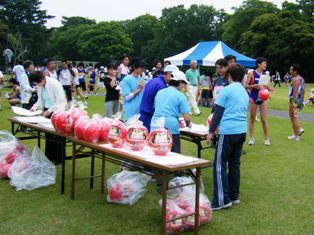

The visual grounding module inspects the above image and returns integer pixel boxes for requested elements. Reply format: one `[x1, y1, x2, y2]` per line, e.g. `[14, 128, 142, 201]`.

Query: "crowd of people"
[0, 53, 307, 210]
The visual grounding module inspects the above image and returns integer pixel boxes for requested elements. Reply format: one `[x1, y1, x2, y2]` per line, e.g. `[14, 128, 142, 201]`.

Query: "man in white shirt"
[57, 60, 75, 102]
[29, 71, 67, 117]
[44, 58, 58, 80]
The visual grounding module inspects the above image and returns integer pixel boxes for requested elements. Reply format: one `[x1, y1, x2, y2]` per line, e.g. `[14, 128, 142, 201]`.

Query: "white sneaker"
[298, 128, 304, 136]
[288, 135, 300, 141]
[248, 138, 254, 145]
[255, 116, 260, 122]
[264, 139, 270, 146]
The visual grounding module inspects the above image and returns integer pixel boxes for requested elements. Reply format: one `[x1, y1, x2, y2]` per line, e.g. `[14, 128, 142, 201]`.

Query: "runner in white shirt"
[117, 54, 130, 81]
[57, 60, 75, 102]
[44, 58, 58, 80]
[71, 61, 87, 106]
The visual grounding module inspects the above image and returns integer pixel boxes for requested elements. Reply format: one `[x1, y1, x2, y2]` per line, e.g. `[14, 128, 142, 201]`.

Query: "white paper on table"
[40, 123, 54, 129]
[15, 116, 52, 124]
[99, 144, 197, 166]
[258, 75, 270, 86]
[180, 123, 208, 133]
[11, 106, 42, 116]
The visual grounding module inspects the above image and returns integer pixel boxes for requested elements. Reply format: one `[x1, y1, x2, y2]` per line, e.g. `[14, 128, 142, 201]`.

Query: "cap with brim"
[164, 65, 179, 73]
[171, 70, 190, 84]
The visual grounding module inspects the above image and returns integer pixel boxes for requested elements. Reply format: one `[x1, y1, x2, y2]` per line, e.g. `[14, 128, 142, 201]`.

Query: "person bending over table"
[29, 71, 67, 163]
[206, 64, 249, 211]
[151, 70, 192, 193]
[151, 70, 192, 154]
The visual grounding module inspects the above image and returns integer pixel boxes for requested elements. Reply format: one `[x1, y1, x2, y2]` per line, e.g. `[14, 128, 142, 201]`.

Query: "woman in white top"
[117, 54, 130, 81]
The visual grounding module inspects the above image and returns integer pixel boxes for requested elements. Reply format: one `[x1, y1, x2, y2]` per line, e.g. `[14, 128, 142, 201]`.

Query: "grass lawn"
[267, 83, 314, 114]
[0, 90, 314, 235]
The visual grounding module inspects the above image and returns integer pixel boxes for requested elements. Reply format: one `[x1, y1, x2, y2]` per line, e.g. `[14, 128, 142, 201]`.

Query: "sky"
[41, 0, 296, 28]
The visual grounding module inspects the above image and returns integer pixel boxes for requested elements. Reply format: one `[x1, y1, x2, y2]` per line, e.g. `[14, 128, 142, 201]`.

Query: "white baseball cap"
[171, 70, 190, 84]
[164, 65, 179, 73]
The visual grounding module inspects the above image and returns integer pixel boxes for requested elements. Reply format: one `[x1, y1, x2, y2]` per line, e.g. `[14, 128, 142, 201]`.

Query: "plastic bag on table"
[148, 117, 173, 156]
[8, 145, 56, 191]
[0, 131, 30, 178]
[69, 105, 88, 127]
[74, 115, 90, 140]
[107, 170, 151, 205]
[99, 117, 112, 143]
[126, 114, 149, 151]
[84, 114, 103, 143]
[108, 112, 127, 148]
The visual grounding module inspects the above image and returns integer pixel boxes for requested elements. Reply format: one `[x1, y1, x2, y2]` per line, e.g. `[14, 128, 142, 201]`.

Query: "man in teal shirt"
[185, 60, 201, 115]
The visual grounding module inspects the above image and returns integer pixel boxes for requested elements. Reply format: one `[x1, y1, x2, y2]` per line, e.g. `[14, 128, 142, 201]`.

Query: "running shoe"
[264, 139, 271, 146]
[288, 135, 300, 141]
[298, 128, 304, 136]
[248, 138, 254, 145]
[212, 202, 232, 211]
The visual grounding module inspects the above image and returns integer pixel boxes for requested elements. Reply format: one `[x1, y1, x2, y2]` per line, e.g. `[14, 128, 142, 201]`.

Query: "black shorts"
[201, 90, 210, 99]
[79, 82, 86, 91]
[63, 85, 72, 101]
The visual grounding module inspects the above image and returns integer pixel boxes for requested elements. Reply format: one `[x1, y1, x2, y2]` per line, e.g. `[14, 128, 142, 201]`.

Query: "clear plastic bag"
[0, 131, 30, 178]
[107, 170, 151, 205]
[160, 176, 212, 234]
[126, 114, 149, 151]
[84, 114, 102, 143]
[8, 145, 56, 191]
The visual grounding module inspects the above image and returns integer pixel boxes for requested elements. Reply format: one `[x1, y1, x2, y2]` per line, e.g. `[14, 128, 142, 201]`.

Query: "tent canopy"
[164, 41, 256, 67]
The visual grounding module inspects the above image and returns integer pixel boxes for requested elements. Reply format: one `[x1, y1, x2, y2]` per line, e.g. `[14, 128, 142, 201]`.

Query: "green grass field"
[0, 85, 314, 235]
[267, 83, 314, 114]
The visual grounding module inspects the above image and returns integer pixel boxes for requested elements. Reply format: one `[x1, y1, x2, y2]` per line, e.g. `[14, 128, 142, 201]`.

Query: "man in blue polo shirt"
[206, 64, 249, 211]
[121, 59, 145, 122]
[151, 70, 191, 153]
[140, 65, 179, 131]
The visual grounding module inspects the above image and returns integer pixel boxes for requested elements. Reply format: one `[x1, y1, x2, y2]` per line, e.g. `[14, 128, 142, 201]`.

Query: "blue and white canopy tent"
[164, 41, 256, 67]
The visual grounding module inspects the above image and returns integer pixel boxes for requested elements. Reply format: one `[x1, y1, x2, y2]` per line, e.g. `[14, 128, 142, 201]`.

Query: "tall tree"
[150, 4, 226, 64]
[77, 22, 133, 63]
[222, 0, 278, 51]
[0, 0, 53, 63]
[125, 14, 159, 64]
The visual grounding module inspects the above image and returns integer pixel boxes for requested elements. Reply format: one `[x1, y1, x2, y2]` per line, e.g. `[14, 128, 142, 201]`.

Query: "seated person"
[8, 78, 21, 106]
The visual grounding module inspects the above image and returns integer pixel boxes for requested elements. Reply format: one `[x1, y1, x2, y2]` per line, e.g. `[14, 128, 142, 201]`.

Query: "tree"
[125, 14, 159, 64]
[77, 22, 133, 63]
[61, 16, 96, 29]
[150, 4, 226, 64]
[0, 0, 53, 63]
[48, 24, 91, 60]
[222, 0, 278, 51]
[241, 12, 314, 81]
[7, 33, 29, 63]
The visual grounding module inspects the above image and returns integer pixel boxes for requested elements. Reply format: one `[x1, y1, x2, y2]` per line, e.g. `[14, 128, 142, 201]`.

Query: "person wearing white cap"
[151, 70, 191, 153]
[139, 65, 179, 131]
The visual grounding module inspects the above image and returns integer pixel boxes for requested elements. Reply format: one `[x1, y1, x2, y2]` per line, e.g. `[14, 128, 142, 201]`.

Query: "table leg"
[11, 122, 14, 135]
[61, 138, 66, 195]
[194, 167, 201, 235]
[37, 131, 41, 148]
[101, 154, 105, 194]
[161, 171, 168, 235]
[71, 142, 77, 200]
[90, 151, 95, 189]
[196, 139, 202, 159]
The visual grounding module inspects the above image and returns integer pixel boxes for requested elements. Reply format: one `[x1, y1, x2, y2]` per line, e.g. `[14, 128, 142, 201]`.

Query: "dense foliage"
[0, 0, 313, 81]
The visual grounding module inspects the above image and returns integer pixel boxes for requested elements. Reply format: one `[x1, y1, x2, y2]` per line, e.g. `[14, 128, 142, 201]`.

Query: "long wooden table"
[8, 117, 212, 234]
[67, 135, 210, 235]
[180, 127, 211, 158]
